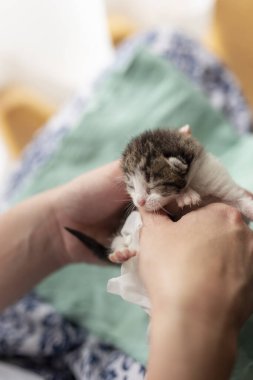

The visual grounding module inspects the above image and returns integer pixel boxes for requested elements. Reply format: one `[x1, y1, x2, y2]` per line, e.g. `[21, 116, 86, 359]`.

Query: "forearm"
[147, 305, 237, 380]
[0, 191, 63, 311]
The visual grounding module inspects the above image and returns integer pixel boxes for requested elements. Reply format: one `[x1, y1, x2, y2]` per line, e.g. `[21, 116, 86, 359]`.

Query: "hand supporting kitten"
[109, 126, 253, 263]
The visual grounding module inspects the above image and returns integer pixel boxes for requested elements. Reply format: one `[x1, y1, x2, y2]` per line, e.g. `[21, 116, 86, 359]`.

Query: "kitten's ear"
[166, 157, 188, 174]
[179, 125, 191, 136]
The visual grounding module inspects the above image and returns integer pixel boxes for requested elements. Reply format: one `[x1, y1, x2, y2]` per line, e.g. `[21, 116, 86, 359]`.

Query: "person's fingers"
[163, 195, 222, 221]
[85, 160, 130, 208]
[139, 208, 173, 227]
[179, 202, 244, 227]
[104, 160, 130, 201]
[243, 188, 253, 200]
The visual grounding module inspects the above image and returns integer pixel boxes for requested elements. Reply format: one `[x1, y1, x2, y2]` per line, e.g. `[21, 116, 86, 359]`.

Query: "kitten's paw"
[176, 196, 185, 208]
[237, 198, 253, 221]
[177, 189, 201, 208]
[108, 248, 137, 264]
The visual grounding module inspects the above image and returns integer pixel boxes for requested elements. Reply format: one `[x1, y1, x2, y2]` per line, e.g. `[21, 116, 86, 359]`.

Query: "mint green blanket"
[14, 49, 253, 379]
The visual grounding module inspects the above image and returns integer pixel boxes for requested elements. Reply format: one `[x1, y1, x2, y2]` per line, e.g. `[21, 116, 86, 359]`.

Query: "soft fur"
[122, 127, 203, 211]
[109, 126, 253, 263]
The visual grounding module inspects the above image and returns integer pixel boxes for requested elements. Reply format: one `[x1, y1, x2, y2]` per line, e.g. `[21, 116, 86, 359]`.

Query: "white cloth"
[0, 363, 43, 380]
[107, 211, 151, 314]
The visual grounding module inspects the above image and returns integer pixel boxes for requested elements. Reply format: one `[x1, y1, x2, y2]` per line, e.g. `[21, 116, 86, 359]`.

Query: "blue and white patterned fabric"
[0, 294, 145, 380]
[0, 29, 252, 379]
[118, 29, 253, 134]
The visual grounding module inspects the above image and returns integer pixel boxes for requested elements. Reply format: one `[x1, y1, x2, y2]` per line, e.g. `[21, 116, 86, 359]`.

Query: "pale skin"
[0, 161, 128, 309]
[0, 161, 253, 380]
[139, 205, 253, 380]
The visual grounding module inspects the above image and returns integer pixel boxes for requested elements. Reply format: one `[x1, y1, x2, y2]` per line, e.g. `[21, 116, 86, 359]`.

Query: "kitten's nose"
[137, 198, 146, 207]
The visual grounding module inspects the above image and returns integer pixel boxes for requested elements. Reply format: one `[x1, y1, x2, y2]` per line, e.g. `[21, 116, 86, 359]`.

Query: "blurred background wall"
[0, 0, 113, 195]
[1, 0, 253, 197]
[107, 0, 214, 39]
[0, 0, 113, 105]
[0, 0, 214, 168]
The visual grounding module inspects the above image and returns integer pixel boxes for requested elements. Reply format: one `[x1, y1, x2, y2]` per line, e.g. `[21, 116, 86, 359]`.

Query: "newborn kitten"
[109, 125, 253, 263]
[122, 125, 202, 211]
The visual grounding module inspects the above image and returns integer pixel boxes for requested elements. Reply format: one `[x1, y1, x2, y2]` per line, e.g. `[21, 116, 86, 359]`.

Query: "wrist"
[27, 190, 66, 270]
[44, 188, 70, 267]
[149, 270, 240, 332]
[148, 304, 238, 380]
[0, 190, 65, 310]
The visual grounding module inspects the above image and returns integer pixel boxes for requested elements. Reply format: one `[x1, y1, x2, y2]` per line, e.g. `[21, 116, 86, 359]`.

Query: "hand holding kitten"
[139, 203, 253, 380]
[110, 126, 253, 263]
[139, 203, 253, 324]
[54, 161, 129, 264]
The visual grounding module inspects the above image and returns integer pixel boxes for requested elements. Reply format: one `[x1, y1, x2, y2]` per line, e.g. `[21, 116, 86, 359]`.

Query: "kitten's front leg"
[177, 188, 201, 209]
[109, 235, 137, 264]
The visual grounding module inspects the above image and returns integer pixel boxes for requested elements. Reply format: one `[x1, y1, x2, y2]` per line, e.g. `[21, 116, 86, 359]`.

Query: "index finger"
[139, 208, 173, 227]
[244, 189, 253, 200]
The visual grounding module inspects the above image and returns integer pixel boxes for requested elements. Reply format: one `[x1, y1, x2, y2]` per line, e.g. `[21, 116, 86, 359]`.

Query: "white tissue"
[107, 211, 151, 314]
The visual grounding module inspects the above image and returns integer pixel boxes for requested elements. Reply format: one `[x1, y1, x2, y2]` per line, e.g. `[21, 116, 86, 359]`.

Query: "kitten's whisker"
[125, 202, 135, 217]
[124, 202, 133, 211]
[126, 207, 134, 215]
[159, 204, 173, 217]
[114, 199, 131, 203]
[151, 210, 157, 221]
[125, 208, 133, 218]
[124, 202, 132, 211]
[124, 200, 133, 208]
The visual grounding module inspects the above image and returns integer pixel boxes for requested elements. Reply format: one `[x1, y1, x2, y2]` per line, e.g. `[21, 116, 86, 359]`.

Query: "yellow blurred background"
[0, 0, 252, 186]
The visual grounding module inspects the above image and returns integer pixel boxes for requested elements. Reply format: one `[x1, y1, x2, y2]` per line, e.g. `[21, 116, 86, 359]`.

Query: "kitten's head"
[121, 126, 201, 211]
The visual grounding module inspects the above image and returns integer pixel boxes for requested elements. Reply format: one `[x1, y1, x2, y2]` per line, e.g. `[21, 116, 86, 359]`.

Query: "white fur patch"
[189, 151, 253, 220]
[128, 171, 147, 207]
[128, 171, 174, 211]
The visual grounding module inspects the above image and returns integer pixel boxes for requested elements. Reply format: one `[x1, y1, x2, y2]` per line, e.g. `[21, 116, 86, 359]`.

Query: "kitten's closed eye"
[121, 128, 203, 210]
[149, 183, 174, 191]
[152, 180, 178, 188]
[153, 184, 179, 196]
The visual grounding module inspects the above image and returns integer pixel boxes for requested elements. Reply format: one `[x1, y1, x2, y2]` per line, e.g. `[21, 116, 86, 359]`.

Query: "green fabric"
[12, 49, 253, 378]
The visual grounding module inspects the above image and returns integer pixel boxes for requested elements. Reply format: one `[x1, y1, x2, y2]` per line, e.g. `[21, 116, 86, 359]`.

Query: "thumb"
[139, 208, 173, 226]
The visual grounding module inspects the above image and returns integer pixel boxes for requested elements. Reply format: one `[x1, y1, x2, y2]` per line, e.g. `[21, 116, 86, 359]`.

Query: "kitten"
[108, 125, 253, 263]
[65, 126, 253, 263]
[121, 125, 202, 211]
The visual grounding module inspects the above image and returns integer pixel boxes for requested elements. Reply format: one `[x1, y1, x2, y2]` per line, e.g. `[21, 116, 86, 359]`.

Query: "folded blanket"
[6, 48, 253, 378]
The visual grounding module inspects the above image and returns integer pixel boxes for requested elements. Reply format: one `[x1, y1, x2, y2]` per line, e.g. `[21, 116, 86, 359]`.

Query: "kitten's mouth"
[144, 194, 177, 212]
[134, 201, 159, 212]
[144, 203, 162, 212]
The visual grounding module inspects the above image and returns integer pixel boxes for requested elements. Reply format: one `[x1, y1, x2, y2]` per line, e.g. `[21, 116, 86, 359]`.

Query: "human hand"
[140, 204, 253, 380]
[53, 161, 129, 264]
[139, 203, 253, 328]
[0, 161, 129, 310]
